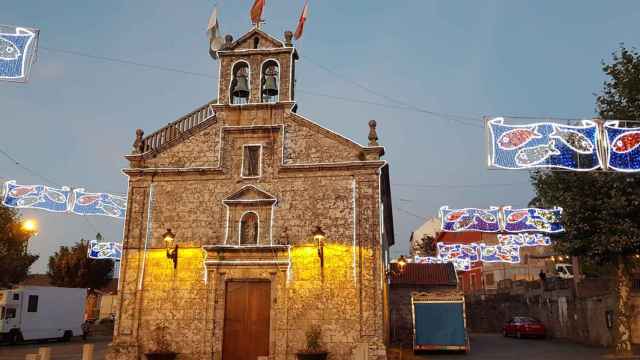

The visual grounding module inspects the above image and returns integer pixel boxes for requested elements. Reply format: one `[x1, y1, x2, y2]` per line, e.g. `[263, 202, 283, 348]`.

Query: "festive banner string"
[440, 206, 564, 233]
[2, 180, 126, 219]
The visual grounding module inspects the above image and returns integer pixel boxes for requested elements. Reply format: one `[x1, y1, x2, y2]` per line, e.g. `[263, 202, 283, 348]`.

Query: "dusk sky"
[2, 1, 639, 273]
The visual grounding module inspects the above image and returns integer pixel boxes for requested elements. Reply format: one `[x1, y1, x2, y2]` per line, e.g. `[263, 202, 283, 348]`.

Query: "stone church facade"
[107, 28, 394, 360]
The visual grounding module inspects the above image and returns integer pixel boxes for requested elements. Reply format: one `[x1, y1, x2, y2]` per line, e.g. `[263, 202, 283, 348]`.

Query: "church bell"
[262, 74, 278, 97]
[232, 73, 250, 99]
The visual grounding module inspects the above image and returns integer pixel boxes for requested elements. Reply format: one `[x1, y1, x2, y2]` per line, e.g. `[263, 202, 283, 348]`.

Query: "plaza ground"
[389, 333, 609, 360]
[0, 333, 613, 359]
[0, 336, 110, 360]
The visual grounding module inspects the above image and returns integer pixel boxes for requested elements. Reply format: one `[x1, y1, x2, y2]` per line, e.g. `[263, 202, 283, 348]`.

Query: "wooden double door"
[222, 280, 271, 360]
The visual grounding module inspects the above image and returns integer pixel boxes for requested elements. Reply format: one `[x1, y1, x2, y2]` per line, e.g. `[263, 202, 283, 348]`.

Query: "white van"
[0, 286, 86, 344]
[555, 263, 574, 279]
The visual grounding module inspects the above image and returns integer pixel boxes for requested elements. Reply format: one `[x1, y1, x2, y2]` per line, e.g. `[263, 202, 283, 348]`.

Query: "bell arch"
[260, 59, 279, 103]
[230, 60, 250, 105]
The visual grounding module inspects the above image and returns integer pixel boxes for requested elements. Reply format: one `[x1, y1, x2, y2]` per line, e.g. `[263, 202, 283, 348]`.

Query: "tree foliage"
[533, 45, 640, 263]
[532, 45, 640, 355]
[47, 240, 114, 291]
[0, 205, 39, 289]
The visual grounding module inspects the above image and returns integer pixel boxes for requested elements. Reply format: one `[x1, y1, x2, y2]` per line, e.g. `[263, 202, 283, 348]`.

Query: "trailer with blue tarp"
[411, 292, 469, 353]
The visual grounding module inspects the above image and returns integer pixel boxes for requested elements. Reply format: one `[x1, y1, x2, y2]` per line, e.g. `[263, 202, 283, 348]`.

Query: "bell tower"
[215, 28, 298, 105]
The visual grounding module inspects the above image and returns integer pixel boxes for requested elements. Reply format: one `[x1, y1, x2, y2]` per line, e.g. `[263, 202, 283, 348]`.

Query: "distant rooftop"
[389, 263, 457, 286]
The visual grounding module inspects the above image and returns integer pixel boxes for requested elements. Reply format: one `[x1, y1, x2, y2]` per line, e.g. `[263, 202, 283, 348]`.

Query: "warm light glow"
[397, 255, 407, 268]
[22, 219, 37, 233]
[163, 228, 175, 245]
[312, 226, 326, 244]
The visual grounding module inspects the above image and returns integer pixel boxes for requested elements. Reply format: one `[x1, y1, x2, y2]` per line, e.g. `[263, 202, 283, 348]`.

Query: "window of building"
[261, 60, 279, 103]
[242, 145, 261, 177]
[231, 62, 250, 105]
[12, 293, 19, 300]
[239, 212, 259, 245]
[5, 307, 16, 319]
[27, 295, 38, 312]
[486, 273, 495, 286]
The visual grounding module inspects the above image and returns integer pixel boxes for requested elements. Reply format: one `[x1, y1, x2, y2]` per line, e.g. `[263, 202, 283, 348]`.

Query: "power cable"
[40, 46, 218, 79]
[299, 55, 484, 128]
[40, 45, 486, 127]
[392, 182, 530, 189]
[0, 145, 103, 234]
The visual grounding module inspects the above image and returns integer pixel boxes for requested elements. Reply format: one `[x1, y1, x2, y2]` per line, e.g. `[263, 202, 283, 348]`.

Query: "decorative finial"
[132, 129, 144, 154]
[221, 34, 233, 50]
[368, 120, 379, 146]
[284, 31, 293, 46]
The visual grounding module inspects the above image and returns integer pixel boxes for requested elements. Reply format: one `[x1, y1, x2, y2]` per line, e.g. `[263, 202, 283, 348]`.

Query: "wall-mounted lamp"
[387, 255, 408, 277]
[312, 226, 326, 268]
[396, 255, 407, 269]
[163, 228, 178, 269]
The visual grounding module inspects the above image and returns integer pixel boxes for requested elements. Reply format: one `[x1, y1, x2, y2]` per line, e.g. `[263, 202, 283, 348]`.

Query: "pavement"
[0, 333, 621, 359]
[0, 336, 111, 360]
[389, 333, 611, 359]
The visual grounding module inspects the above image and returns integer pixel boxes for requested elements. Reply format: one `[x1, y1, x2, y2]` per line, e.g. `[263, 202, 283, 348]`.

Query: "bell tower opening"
[216, 28, 298, 105]
[261, 60, 279, 103]
[230, 61, 250, 105]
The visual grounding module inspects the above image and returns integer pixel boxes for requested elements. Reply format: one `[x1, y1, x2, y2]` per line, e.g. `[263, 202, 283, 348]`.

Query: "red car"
[502, 316, 546, 338]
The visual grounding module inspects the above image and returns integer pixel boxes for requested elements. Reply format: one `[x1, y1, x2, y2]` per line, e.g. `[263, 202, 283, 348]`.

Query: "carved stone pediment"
[223, 185, 277, 204]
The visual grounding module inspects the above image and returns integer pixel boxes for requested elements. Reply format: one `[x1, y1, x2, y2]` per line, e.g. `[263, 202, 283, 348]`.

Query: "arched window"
[231, 61, 250, 104]
[261, 60, 279, 103]
[239, 212, 259, 245]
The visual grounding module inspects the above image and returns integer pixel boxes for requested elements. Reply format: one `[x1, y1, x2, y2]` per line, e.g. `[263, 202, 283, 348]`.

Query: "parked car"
[502, 316, 545, 339]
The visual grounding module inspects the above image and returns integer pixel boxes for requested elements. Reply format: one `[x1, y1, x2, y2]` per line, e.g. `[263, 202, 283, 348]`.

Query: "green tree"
[0, 205, 39, 288]
[47, 238, 114, 292]
[532, 46, 640, 355]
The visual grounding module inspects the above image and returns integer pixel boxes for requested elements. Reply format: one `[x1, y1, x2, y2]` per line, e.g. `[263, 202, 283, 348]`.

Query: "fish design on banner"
[497, 234, 551, 247]
[72, 189, 126, 219]
[479, 244, 521, 263]
[502, 207, 564, 233]
[440, 206, 500, 232]
[549, 126, 595, 154]
[2, 180, 71, 212]
[0, 25, 39, 82]
[487, 117, 601, 171]
[87, 240, 122, 260]
[497, 127, 542, 150]
[604, 122, 640, 172]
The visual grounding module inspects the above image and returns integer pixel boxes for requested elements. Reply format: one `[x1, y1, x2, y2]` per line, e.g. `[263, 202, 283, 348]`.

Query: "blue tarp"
[414, 302, 465, 346]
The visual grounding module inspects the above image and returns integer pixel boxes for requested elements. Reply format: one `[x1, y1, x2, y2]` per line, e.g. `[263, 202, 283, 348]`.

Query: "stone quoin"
[106, 26, 394, 360]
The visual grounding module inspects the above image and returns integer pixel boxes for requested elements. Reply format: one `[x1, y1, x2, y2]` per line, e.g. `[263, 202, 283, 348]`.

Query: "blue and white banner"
[439, 206, 500, 232]
[440, 205, 564, 234]
[2, 180, 71, 213]
[502, 207, 564, 233]
[0, 25, 39, 82]
[88, 240, 122, 260]
[71, 189, 126, 219]
[487, 117, 601, 171]
[497, 233, 551, 247]
[479, 244, 521, 263]
[604, 122, 640, 173]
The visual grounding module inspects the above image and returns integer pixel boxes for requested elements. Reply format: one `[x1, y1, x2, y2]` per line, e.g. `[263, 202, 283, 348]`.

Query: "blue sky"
[1, 1, 639, 273]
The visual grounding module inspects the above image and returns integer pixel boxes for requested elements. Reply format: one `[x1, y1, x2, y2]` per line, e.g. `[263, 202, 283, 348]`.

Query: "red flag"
[250, 0, 266, 25]
[294, 1, 309, 40]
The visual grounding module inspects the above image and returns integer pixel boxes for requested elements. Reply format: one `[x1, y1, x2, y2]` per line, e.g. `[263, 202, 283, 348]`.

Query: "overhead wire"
[0, 145, 103, 235]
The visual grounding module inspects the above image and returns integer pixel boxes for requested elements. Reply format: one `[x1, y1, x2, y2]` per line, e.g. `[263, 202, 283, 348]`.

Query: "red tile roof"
[389, 262, 457, 286]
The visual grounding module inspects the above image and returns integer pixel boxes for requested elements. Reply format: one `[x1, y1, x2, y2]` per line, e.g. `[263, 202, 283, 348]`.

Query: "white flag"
[207, 6, 223, 59]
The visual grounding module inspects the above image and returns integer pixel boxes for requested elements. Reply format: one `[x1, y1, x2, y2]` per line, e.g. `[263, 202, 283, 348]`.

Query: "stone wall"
[465, 278, 640, 347]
